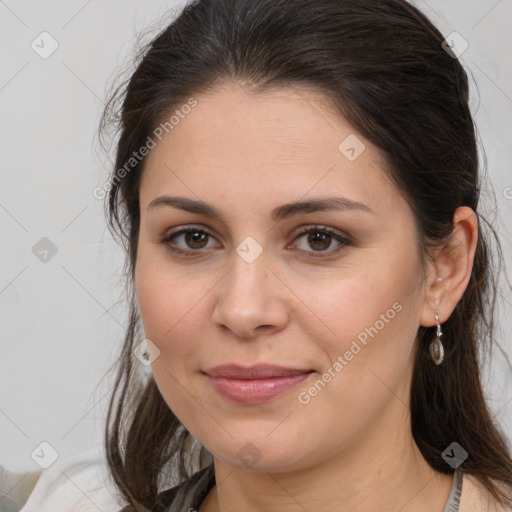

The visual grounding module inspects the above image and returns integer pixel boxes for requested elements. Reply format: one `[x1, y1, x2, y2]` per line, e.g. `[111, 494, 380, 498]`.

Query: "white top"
[1, 444, 124, 512]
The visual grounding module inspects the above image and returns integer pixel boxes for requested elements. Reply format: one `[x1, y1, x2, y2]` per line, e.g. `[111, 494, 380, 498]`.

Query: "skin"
[135, 82, 478, 512]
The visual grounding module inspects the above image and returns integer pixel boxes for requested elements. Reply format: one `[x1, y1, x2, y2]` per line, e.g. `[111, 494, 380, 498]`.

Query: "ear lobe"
[419, 206, 478, 328]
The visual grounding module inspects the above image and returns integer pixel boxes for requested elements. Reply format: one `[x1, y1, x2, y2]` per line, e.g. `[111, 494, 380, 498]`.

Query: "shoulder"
[0, 465, 41, 511]
[17, 444, 125, 512]
[459, 472, 512, 512]
[153, 466, 215, 511]
[117, 485, 180, 512]
[117, 465, 214, 512]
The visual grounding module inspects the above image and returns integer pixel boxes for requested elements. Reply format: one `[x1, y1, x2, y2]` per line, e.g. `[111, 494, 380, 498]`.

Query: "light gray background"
[1, 0, 511, 473]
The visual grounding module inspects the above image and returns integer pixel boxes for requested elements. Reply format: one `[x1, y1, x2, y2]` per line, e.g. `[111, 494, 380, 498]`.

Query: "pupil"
[187, 231, 207, 248]
[309, 232, 330, 251]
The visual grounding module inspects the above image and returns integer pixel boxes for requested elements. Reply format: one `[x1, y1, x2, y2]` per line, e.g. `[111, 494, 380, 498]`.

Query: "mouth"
[203, 364, 314, 404]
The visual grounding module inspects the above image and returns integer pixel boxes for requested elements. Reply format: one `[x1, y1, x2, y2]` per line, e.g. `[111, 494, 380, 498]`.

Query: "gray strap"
[443, 469, 463, 512]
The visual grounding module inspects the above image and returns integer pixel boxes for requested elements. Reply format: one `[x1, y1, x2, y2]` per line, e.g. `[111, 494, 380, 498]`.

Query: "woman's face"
[135, 82, 429, 472]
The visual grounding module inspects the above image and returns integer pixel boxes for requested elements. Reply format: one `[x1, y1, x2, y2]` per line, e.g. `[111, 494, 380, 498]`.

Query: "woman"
[97, 0, 512, 511]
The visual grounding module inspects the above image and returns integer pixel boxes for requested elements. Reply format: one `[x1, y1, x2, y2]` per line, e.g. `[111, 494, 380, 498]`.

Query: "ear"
[419, 206, 478, 327]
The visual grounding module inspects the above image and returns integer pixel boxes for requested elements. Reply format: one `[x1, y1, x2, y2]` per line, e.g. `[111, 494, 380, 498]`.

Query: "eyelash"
[160, 224, 352, 258]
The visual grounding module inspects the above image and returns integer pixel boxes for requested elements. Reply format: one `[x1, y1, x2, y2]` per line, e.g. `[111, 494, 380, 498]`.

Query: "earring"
[429, 309, 444, 365]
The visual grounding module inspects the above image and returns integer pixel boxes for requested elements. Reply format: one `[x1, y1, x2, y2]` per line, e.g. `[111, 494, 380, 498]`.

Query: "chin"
[201, 429, 317, 473]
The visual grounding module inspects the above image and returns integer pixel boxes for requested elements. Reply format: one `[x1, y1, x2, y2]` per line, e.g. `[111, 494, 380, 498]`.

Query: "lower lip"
[207, 373, 313, 404]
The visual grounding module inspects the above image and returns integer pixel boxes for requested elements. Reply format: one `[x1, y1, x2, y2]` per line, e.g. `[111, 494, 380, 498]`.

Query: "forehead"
[139, 82, 400, 218]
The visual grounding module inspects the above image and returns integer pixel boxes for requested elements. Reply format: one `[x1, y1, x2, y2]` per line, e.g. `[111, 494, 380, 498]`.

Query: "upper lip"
[204, 364, 313, 379]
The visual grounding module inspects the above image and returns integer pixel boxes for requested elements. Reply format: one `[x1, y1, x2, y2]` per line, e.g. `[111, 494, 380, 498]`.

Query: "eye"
[160, 224, 351, 258]
[161, 226, 220, 255]
[289, 225, 351, 257]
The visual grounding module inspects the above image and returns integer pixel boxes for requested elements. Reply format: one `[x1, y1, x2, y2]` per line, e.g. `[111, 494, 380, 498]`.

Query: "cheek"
[134, 259, 207, 421]
[134, 251, 216, 361]
[135, 241, 178, 339]
[302, 251, 422, 374]
[136, 266, 188, 344]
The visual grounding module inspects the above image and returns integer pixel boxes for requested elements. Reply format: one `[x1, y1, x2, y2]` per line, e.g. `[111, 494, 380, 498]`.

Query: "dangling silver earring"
[429, 309, 444, 365]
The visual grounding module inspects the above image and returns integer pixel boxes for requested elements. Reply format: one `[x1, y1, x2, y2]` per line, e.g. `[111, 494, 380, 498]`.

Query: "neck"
[199, 399, 453, 512]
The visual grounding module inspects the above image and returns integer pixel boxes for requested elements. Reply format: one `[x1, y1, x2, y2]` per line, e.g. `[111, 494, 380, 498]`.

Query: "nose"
[211, 248, 290, 340]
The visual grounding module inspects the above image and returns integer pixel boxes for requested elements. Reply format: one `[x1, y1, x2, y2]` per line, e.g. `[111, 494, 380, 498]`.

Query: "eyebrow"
[147, 195, 375, 221]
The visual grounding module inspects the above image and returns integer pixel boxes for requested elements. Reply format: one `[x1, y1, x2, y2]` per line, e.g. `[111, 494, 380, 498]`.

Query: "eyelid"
[290, 224, 350, 241]
[162, 224, 219, 239]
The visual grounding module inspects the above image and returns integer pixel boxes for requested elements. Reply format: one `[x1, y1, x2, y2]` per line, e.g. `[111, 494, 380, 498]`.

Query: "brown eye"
[306, 231, 333, 251]
[291, 226, 352, 257]
[183, 230, 209, 249]
[161, 226, 220, 255]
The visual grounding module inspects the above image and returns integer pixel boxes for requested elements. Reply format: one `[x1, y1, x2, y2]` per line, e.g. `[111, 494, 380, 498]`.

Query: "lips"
[205, 364, 312, 379]
[204, 364, 314, 404]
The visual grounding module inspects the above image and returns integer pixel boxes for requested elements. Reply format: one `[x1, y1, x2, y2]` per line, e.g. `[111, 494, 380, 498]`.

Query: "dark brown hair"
[99, 0, 512, 509]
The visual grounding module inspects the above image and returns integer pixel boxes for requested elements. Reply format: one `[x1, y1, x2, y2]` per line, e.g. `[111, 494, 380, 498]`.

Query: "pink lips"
[204, 364, 313, 404]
